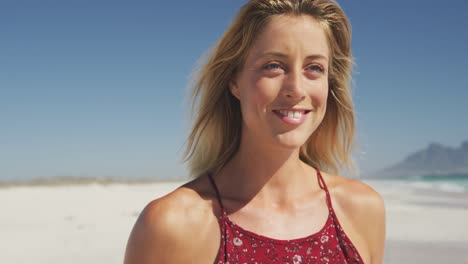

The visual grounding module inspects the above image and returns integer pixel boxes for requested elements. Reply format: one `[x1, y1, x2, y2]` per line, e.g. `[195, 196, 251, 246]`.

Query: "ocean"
[366, 174, 468, 195]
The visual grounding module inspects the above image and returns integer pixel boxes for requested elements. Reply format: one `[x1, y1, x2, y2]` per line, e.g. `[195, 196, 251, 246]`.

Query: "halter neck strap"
[207, 174, 227, 216]
[208, 169, 333, 215]
[315, 167, 333, 210]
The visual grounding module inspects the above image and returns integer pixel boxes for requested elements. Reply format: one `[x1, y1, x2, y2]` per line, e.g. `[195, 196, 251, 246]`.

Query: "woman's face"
[230, 15, 330, 149]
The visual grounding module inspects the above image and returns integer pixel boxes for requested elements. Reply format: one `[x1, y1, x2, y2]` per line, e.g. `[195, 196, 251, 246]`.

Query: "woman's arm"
[361, 188, 386, 264]
[124, 199, 188, 263]
[124, 189, 219, 263]
[333, 177, 386, 264]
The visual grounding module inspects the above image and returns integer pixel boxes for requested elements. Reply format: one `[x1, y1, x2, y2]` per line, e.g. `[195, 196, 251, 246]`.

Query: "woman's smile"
[272, 109, 312, 125]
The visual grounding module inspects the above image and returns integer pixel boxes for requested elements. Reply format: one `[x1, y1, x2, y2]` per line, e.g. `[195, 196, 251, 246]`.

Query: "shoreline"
[0, 176, 188, 188]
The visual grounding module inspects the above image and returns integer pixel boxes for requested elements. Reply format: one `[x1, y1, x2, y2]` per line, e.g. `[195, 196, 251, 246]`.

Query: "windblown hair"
[184, 0, 355, 177]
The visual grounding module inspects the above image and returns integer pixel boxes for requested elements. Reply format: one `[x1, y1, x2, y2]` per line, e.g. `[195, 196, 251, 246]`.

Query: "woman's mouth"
[272, 109, 311, 125]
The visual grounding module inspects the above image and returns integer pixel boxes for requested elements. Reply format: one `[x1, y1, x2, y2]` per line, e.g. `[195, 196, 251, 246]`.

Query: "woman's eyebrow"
[257, 51, 289, 59]
[305, 54, 328, 62]
[250, 51, 288, 63]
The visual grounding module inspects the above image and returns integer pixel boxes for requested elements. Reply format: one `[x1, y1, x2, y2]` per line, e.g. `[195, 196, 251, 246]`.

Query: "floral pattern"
[216, 209, 363, 264]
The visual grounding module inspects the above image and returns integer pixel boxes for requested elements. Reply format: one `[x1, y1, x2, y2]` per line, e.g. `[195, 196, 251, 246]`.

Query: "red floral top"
[208, 169, 364, 264]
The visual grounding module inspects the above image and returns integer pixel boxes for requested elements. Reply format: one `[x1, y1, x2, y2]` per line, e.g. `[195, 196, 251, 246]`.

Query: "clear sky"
[1, 0, 467, 181]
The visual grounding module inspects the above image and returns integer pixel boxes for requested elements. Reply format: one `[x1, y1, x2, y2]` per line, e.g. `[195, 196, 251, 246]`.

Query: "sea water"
[365, 174, 468, 194]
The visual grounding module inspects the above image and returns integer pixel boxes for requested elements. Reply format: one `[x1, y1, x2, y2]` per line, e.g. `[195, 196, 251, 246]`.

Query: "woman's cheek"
[311, 81, 329, 108]
[256, 78, 282, 99]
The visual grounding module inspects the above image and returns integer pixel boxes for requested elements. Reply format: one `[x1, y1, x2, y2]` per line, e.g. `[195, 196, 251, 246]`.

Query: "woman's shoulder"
[124, 176, 220, 263]
[324, 172, 385, 215]
[323, 172, 386, 262]
[141, 179, 215, 228]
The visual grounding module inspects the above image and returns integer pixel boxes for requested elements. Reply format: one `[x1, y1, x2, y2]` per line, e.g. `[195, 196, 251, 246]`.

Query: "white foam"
[409, 181, 434, 190]
[438, 183, 465, 193]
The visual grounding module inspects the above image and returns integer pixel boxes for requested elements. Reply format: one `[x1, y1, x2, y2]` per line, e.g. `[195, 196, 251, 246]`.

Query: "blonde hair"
[184, 0, 355, 177]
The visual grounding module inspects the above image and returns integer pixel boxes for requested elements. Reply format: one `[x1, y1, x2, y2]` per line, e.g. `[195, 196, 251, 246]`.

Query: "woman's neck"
[217, 131, 317, 207]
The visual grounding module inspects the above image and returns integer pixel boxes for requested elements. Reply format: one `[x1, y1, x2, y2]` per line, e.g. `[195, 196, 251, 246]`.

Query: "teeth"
[276, 110, 303, 120]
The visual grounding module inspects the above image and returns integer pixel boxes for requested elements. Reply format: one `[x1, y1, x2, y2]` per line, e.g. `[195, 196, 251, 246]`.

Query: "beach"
[370, 180, 468, 263]
[1, 179, 467, 263]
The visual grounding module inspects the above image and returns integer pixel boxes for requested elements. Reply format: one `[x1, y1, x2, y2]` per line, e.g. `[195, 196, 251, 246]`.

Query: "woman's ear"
[229, 80, 240, 100]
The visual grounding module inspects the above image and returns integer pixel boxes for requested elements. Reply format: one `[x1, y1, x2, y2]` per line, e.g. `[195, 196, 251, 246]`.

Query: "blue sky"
[1, 0, 467, 180]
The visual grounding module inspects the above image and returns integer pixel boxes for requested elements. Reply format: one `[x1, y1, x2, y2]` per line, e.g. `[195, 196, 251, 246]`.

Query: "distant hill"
[370, 141, 468, 179]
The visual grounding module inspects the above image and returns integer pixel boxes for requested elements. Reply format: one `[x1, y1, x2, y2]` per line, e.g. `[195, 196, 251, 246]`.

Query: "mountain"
[370, 141, 468, 179]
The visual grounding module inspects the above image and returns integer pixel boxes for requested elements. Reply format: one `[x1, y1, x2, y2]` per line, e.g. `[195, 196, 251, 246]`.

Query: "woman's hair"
[184, 0, 355, 177]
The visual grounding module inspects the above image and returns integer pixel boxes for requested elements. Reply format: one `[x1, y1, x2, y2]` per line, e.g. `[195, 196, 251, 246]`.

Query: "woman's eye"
[307, 64, 324, 73]
[263, 63, 283, 71]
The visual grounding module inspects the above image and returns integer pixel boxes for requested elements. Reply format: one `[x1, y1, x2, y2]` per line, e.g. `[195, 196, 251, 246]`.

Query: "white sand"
[1, 180, 467, 264]
[0, 182, 183, 264]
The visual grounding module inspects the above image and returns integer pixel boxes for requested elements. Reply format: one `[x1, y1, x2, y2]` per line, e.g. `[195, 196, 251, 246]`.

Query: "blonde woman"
[125, 0, 385, 263]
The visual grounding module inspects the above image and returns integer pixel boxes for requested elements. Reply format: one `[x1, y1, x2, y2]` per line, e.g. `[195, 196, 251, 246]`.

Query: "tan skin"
[125, 15, 385, 264]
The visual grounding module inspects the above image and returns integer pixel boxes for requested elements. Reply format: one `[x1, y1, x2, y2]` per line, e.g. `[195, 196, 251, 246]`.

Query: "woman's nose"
[282, 70, 306, 101]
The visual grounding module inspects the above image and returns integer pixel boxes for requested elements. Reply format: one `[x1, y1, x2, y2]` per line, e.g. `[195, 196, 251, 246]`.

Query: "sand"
[369, 180, 468, 263]
[1, 180, 467, 263]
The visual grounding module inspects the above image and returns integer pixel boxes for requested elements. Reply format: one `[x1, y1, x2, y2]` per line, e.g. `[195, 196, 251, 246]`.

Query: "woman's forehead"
[247, 15, 330, 62]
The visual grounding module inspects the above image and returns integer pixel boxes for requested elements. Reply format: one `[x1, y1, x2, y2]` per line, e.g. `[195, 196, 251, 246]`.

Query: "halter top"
[208, 168, 364, 264]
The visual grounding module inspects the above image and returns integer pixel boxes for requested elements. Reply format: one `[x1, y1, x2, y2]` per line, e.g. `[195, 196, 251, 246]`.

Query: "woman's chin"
[273, 134, 309, 150]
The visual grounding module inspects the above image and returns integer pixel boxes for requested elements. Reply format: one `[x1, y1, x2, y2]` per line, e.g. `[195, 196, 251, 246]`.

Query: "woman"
[125, 0, 385, 263]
